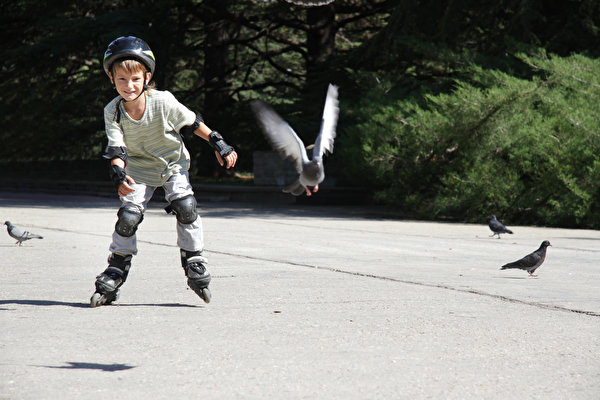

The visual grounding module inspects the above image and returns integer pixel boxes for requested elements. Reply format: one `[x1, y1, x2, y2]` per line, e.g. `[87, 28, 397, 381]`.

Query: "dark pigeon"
[251, 84, 339, 197]
[500, 240, 551, 277]
[4, 221, 43, 246]
[489, 214, 513, 238]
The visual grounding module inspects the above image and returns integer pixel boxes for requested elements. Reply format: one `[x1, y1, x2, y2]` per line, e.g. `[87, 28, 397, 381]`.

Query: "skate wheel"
[201, 288, 211, 304]
[90, 292, 105, 308]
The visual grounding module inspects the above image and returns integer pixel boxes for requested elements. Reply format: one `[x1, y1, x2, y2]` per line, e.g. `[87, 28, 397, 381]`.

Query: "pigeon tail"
[282, 180, 306, 196]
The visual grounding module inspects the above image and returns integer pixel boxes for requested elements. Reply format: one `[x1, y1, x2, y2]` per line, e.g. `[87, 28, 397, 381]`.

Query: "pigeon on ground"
[489, 214, 513, 238]
[500, 240, 551, 277]
[4, 221, 43, 246]
[251, 84, 339, 196]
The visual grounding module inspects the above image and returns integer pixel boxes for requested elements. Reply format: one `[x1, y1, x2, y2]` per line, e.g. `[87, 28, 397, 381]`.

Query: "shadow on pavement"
[0, 191, 400, 220]
[0, 299, 201, 309]
[36, 362, 136, 372]
[493, 276, 529, 280]
[0, 299, 90, 308]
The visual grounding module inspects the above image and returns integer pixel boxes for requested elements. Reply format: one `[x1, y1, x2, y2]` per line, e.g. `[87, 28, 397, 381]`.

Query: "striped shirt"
[104, 90, 196, 187]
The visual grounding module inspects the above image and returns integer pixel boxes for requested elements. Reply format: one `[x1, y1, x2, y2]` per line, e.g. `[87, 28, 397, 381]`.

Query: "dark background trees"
[1, 0, 599, 228]
[0, 0, 393, 168]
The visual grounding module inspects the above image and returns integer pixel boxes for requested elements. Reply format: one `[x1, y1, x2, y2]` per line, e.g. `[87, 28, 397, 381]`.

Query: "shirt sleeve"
[104, 99, 126, 148]
[163, 91, 197, 133]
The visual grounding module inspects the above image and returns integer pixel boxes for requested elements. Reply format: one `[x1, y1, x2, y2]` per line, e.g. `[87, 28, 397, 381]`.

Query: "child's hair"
[111, 59, 156, 90]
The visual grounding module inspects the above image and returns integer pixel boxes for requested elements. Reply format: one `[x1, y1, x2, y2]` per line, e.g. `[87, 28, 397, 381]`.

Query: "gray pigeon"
[489, 214, 513, 238]
[4, 221, 43, 246]
[251, 84, 339, 196]
[500, 240, 551, 277]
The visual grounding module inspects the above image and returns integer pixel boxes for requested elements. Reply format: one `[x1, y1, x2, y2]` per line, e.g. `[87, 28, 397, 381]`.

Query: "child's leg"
[91, 183, 154, 307]
[163, 172, 204, 251]
[91, 253, 132, 307]
[164, 172, 210, 303]
[109, 184, 154, 255]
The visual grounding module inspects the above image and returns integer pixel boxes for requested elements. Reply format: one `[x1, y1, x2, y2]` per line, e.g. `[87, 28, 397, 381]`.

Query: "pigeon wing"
[313, 84, 339, 162]
[8, 225, 26, 240]
[251, 100, 308, 173]
[501, 252, 540, 270]
[489, 219, 506, 232]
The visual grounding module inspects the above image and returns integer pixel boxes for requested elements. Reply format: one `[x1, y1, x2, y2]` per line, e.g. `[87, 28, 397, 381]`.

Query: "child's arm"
[193, 122, 238, 169]
[109, 157, 136, 196]
[104, 104, 135, 196]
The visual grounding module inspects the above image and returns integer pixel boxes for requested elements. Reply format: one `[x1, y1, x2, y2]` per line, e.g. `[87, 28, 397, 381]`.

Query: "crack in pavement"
[28, 225, 600, 318]
[207, 248, 600, 318]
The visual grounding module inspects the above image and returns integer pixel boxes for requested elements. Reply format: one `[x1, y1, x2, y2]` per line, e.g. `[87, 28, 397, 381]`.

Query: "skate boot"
[181, 250, 211, 303]
[90, 253, 132, 308]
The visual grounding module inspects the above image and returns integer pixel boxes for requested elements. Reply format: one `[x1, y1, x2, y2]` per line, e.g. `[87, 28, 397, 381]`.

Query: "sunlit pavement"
[1, 192, 599, 400]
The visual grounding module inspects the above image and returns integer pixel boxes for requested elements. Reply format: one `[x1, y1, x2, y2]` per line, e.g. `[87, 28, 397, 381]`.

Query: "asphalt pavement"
[1, 191, 599, 399]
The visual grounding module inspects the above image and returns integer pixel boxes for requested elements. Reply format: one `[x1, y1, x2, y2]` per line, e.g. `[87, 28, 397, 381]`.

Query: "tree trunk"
[306, 4, 336, 85]
[203, 0, 233, 112]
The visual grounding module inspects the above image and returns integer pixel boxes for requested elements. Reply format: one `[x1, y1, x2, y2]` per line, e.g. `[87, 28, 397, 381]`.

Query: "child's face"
[110, 66, 150, 102]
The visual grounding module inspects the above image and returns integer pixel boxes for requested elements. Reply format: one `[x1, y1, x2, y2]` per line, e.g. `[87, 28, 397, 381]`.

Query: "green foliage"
[338, 52, 600, 228]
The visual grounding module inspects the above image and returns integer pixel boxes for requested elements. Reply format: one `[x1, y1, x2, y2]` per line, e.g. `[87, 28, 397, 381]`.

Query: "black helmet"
[103, 36, 156, 77]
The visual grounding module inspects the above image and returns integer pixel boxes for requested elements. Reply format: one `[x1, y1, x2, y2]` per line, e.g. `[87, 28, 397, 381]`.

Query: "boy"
[90, 36, 237, 307]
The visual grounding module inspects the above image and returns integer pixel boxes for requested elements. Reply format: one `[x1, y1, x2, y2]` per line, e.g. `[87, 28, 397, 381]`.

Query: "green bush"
[339, 52, 600, 229]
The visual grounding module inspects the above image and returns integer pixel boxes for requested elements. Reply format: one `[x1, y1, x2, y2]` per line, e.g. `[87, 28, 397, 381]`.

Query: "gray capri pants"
[109, 172, 204, 256]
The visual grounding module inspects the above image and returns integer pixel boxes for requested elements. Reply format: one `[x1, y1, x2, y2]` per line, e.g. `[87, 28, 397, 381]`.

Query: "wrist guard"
[180, 113, 204, 140]
[208, 131, 234, 158]
[109, 165, 127, 188]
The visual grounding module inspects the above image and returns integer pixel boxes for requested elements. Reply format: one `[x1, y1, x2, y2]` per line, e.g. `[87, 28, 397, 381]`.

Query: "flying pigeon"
[4, 221, 43, 246]
[500, 240, 551, 277]
[489, 214, 513, 238]
[251, 84, 339, 196]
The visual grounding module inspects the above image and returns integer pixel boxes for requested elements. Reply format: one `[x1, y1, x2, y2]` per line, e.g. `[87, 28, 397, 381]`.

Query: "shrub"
[339, 52, 600, 228]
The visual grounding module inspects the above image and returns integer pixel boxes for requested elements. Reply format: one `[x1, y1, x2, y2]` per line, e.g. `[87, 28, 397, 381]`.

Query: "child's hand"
[118, 176, 136, 197]
[215, 150, 238, 169]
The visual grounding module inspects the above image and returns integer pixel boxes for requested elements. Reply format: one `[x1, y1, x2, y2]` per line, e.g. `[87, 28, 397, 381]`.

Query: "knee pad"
[115, 205, 143, 237]
[169, 195, 198, 224]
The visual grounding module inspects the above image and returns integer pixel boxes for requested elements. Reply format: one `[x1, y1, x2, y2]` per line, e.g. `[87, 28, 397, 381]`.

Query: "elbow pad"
[103, 146, 128, 165]
[179, 112, 204, 140]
